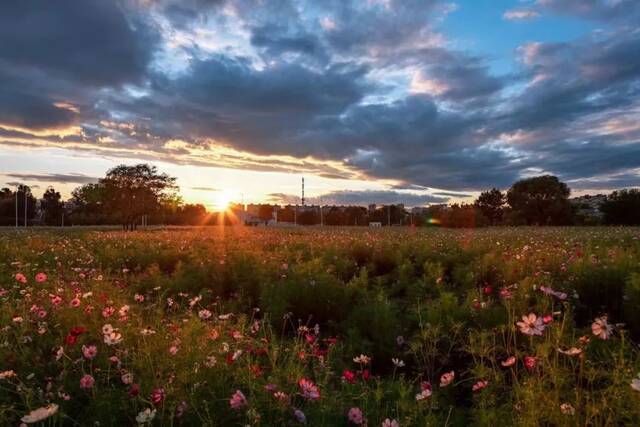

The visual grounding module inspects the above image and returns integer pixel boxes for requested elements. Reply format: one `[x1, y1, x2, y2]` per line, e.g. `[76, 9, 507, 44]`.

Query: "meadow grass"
[0, 226, 639, 426]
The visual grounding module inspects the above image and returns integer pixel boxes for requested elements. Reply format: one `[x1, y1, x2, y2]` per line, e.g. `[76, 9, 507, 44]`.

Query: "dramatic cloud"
[1, 0, 640, 200]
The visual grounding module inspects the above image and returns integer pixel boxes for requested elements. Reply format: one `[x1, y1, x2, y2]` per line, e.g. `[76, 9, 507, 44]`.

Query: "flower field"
[1, 226, 640, 426]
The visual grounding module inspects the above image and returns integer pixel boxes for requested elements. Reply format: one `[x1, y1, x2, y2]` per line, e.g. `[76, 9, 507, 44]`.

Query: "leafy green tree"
[506, 175, 572, 225]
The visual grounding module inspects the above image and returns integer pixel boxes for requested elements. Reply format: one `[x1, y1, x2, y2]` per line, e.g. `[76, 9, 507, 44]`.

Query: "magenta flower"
[229, 390, 247, 409]
[347, 407, 364, 425]
[79, 374, 95, 389]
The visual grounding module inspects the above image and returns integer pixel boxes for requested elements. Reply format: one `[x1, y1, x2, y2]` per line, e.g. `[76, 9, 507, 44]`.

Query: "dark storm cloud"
[5, 173, 99, 185]
[268, 190, 448, 207]
[0, 0, 159, 129]
[0, 0, 157, 87]
[250, 24, 329, 64]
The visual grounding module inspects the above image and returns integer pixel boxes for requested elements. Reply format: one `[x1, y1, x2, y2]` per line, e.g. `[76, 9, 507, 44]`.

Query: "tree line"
[1, 164, 639, 228]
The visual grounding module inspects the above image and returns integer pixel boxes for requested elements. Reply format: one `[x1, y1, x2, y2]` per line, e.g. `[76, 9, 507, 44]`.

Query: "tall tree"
[41, 187, 64, 226]
[506, 175, 572, 225]
[101, 164, 177, 231]
[600, 189, 640, 225]
[475, 188, 505, 225]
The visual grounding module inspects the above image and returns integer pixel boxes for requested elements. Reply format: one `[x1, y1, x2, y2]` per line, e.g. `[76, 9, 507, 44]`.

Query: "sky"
[1, 0, 639, 210]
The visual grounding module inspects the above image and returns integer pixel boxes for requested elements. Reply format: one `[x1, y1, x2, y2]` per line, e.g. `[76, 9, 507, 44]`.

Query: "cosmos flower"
[347, 407, 364, 425]
[135, 408, 156, 424]
[82, 344, 98, 360]
[631, 374, 640, 392]
[440, 371, 455, 387]
[501, 356, 516, 367]
[539, 286, 567, 300]
[382, 419, 400, 427]
[415, 381, 432, 401]
[516, 313, 546, 336]
[560, 403, 575, 415]
[391, 358, 405, 368]
[15, 273, 27, 284]
[557, 347, 583, 356]
[79, 374, 95, 389]
[472, 380, 489, 391]
[151, 388, 165, 404]
[353, 354, 371, 365]
[524, 356, 537, 371]
[35, 272, 47, 283]
[293, 409, 306, 424]
[342, 370, 356, 384]
[229, 390, 247, 409]
[299, 378, 320, 400]
[21, 404, 59, 424]
[591, 316, 613, 340]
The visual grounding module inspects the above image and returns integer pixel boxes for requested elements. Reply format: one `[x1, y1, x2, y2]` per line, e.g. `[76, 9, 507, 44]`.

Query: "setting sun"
[213, 191, 234, 211]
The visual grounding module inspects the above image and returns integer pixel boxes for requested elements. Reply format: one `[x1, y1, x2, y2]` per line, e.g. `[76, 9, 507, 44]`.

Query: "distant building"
[369, 221, 382, 227]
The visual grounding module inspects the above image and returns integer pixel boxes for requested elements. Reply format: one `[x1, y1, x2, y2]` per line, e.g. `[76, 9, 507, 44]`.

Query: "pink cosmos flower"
[501, 356, 516, 367]
[35, 272, 47, 283]
[347, 407, 364, 425]
[440, 371, 455, 387]
[229, 390, 247, 409]
[592, 316, 613, 340]
[79, 374, 95, 389]
[298, 378, 320, 400]
[516, 313, 546, 336]
[82, 345, 97, 360]
[382, 419, 400, 427]
[415, 381, 432, 401]
[472, 380, 488, 391]
[15, 273, 27, 284]
[70, 297, 81, 307]
[102, 306, 115, 318]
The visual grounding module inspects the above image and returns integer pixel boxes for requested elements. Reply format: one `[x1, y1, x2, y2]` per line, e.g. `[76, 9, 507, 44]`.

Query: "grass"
[0, 226, 639, 426]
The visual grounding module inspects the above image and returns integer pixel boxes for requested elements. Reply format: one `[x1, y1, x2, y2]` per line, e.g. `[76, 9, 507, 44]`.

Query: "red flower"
[65, 334, 78, 345]
[524, 356, 537, 371]
[70, 327, 86, 336]
[151, 388, 165, 404]
[128, 384, 140, 397]
[342, 370, 356, 384]
[361, 370, 370, 381]
[305, 334, 316, 344]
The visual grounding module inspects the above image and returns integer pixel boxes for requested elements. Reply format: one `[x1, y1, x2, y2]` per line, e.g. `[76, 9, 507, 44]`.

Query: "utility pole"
[24, 188, 27, 227]
[320, 196, 323, 226]
[387, 205, 391, 227]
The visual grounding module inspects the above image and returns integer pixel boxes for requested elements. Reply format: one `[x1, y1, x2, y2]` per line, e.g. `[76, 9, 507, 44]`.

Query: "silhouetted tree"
[475, 188, 505, 225]
[507, 175, 572, 225]
[101, 164, 177, 231]
[601, 189, 640, 225]
[41, 187, 64, 226]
